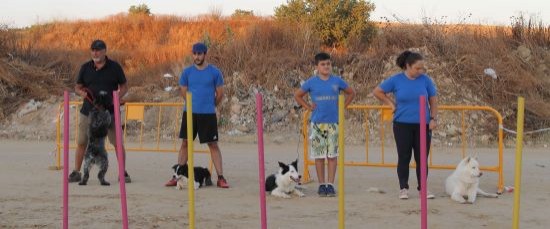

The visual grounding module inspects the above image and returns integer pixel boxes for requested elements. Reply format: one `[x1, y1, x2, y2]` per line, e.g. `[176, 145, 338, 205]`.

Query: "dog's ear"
[291, 160, 298, 170]
[278, 161, 287, 168]
[466, 156, 471, 163]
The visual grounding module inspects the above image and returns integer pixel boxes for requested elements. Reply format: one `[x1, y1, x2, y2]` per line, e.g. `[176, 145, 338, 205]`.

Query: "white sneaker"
[427, 191, 435, 199]
[419, 190, 435, 199]
[399, 189, 409, 199]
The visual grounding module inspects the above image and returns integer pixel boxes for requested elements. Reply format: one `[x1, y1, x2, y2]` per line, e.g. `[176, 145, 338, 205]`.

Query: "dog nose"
[479, 172, 483, 177]
[299, 175, 302, 178]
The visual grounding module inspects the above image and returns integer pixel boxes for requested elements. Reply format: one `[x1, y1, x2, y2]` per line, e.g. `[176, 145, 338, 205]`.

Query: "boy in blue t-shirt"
[294, 52, 355, 197]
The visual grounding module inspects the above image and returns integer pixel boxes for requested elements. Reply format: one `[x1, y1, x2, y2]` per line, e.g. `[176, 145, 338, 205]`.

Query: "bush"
[129, 4, 151, 16]
[275, 0, 376, 47]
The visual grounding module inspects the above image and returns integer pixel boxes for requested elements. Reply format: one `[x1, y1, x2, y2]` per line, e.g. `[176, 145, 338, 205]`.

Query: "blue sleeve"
[425, 76, 437, 97]
[338, 77, 349, 91]
[379, 76, 395, 93]
[214, 68, 224, 87]
[300, 78, 312, 92]
[179, 69, 188, 87]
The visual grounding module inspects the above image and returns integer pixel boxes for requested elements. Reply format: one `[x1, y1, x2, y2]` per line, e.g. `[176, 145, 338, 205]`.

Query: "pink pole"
[113, 91, 129, 229]
[256, 93, 267, 229]
[419, 96, 428, 229]
[62, 91, 69, 229]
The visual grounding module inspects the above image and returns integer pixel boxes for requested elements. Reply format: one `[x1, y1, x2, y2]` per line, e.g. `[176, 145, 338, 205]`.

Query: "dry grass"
[1, 13, 549, 132]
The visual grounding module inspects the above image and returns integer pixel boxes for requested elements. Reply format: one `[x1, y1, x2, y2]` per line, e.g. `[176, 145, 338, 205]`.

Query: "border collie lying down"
[265, 160, 305, 198]
[172, 164, 213, 190]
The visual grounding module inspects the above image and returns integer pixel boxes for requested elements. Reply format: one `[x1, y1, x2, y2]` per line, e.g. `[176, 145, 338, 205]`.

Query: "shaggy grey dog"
[79, 91, 112, 186]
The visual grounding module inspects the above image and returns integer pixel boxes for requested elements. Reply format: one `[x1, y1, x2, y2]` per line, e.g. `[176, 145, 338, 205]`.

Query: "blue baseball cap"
[192, 42, 208, 53]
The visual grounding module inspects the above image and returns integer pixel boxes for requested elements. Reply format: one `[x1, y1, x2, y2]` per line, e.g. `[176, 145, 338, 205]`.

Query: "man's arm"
[118, 82, 128, 99]
[75, 84, 87, 97]
[180, 86, 188, 101]
[215, 86, 224, 106]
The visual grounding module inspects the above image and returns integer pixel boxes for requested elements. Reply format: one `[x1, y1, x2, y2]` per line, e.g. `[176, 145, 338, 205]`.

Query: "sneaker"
[399, 189, 409, 199]
[124, 171, 131, 183]
[325, 184, 336, 197]
[318, 185, 327, 197]
[424, 191, 435, 199]
[217, 177, 230, 188]
[68, 171, 81, 183]
[165, 176, 177, 187]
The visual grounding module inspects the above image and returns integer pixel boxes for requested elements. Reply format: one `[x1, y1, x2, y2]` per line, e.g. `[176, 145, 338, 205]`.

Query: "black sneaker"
[68, 171, 81, 183]
[326, 184, 336, 197]
[318, 184, 327, 197]
[124, 171, 131, 183]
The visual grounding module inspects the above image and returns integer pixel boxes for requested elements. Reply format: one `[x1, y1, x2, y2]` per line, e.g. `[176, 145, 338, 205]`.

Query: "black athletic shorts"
[179, 112, 219, 143]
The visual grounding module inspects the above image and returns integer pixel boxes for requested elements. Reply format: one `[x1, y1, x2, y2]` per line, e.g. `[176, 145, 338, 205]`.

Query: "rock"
[517, 45, 532, 62]
[271, 111, 287, 123]
[367, 187, 386, 194]
[230, 103, 242, 115]
[446, 124, 461, 136]
[484, 68, 498, 80]
[18, 99, 42, 117]
[480, 135, 491, 144]
[272, 135, 285, 144]
[236, 125, 250, 133]
[227, 129, 244, 136]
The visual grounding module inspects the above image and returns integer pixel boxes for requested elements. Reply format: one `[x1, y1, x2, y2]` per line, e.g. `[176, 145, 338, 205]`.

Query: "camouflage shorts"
[309, 123, 339, 159]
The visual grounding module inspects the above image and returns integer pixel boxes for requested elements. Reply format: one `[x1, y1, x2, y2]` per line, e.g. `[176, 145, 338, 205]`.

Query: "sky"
[1, 0, 549, 28]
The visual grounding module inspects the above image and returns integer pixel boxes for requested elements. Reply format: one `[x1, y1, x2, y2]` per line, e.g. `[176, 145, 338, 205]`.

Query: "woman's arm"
[373, 86, 395, 111]
[429, 96, 438, 130]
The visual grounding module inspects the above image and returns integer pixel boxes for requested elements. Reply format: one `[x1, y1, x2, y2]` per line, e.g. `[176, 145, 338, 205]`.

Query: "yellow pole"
[512, 97, 525, 229]
[338, 94, 345, 229]
[186, 92, 195, 229]
[303, 111, 311, 183]
[461, 110, 466, 158]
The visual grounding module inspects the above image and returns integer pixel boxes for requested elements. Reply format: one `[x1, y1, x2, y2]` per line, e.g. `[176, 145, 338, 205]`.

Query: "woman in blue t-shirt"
[373, 50, 439, 200]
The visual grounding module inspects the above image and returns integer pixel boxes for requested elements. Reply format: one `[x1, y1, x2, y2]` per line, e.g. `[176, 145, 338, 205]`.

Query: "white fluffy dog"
[445, 156, 499, 203]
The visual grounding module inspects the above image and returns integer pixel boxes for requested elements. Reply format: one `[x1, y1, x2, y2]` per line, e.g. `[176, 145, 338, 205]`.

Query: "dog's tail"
[204, 169, 213, 186]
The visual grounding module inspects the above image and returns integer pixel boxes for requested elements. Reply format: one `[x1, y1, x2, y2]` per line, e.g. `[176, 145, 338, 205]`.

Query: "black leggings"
[392, 122, 431, 190]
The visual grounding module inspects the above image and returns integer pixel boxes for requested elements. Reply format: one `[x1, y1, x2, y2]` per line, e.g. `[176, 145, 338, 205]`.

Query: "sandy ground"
[0, 140, 549, 229]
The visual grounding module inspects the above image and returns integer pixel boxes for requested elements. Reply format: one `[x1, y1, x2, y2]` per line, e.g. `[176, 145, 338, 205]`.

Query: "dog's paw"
[100, 181, 110, 186]
[78, 182, 87, 186]
[298, 193, 305, 198]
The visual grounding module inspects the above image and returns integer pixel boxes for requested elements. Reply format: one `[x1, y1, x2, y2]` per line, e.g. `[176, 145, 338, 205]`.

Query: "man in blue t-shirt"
[165, 42, 229, 188]
[295, 52, 355, 197]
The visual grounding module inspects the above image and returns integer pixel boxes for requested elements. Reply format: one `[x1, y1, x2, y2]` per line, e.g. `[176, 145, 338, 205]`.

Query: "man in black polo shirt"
[68, 40, 131, 183]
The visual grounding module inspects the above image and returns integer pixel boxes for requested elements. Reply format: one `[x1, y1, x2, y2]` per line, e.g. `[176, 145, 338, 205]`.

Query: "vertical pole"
[419, 96, 428, 229]
[186, 92, 196, 229]
[256, 93, 267, 229]
[512, 97, 525, 229]
[338, 94, 345, 229]
[113, 91, 129, 229]
[62, 91, 69, 229]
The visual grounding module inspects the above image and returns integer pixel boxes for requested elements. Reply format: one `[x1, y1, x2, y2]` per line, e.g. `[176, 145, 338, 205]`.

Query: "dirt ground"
[0, 140, 549, 229]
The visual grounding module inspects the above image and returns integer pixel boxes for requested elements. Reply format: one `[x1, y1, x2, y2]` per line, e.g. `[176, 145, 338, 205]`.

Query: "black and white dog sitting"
[265, 160, 305, 198]
[79, 91, 112, 186]
[172, 164, 213, 190]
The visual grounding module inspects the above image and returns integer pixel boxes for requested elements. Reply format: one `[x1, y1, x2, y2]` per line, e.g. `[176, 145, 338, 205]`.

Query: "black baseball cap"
[90, 40, 107, 50]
